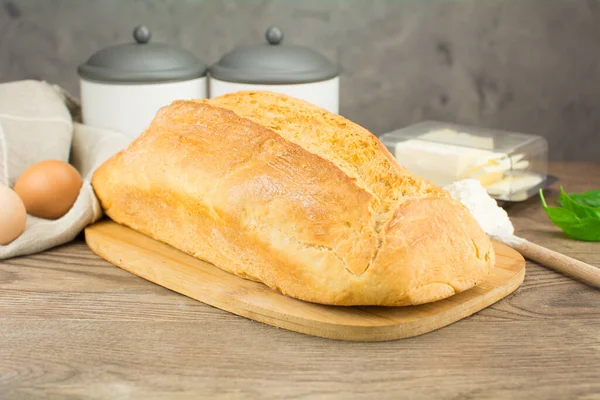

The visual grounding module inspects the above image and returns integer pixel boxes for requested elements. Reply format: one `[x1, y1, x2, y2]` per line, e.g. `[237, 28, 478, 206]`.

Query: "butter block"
[380, 121, 548, 201]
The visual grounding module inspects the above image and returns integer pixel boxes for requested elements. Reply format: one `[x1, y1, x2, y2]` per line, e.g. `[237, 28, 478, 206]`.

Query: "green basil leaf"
[557, 187, 600, 219]
[540, 190, 600, 242]
[553, 219, 600, 242]
[562, 189, 600, 208]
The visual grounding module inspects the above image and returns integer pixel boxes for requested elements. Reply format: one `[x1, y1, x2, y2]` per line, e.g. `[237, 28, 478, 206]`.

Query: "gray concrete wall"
[1, 0, 598, 161]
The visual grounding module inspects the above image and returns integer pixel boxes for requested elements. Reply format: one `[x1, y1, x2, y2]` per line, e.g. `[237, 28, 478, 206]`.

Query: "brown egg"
[0, 184, 27, 245]
[14, 160, 83, 220]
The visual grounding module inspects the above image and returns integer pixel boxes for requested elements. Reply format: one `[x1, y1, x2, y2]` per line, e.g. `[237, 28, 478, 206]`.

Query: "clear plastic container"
[379, 121, 549, 202]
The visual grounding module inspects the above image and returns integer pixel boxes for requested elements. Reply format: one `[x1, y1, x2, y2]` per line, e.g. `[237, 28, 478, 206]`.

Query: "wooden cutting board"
[84, 220, 526, 342]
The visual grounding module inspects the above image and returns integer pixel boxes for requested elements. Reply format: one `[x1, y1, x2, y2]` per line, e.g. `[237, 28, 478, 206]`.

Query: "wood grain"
[84, 220, 525, 342]
[1, 162, 599, 399]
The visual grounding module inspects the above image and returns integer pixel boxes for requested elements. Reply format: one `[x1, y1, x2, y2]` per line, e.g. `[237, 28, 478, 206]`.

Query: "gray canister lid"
[78, 26, 207, 83]
[209, 26, 339, 84]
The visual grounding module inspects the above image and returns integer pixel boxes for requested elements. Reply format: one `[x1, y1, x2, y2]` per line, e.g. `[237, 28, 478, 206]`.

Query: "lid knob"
[133, 25, 151, 44]
[265, 26, 284, 45]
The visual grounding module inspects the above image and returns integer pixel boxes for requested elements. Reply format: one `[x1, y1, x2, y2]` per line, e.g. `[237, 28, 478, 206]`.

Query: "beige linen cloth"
[0, 80, 131, 259]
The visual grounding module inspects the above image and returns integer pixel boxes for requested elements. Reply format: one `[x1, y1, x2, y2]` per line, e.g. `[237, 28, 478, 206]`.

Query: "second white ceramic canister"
[209, 27, 340, 114]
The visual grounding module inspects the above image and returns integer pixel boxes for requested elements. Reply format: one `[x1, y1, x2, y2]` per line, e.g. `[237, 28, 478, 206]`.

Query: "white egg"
[0, 183, 27, 245]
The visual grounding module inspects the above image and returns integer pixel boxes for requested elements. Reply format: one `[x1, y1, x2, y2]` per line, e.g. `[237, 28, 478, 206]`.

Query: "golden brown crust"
[92, 91, 494, 306]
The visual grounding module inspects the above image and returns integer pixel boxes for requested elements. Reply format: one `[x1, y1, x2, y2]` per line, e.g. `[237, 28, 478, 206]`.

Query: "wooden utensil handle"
[515, 239, 600, 288]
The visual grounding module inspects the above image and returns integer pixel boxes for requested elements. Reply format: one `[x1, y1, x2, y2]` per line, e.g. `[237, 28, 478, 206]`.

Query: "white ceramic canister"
[78, 26, 208, 139]
[209, 27, 340, 114]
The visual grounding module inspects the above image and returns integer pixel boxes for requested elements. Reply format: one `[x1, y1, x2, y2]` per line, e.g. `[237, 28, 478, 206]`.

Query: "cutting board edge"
[84, 220, 526, 342]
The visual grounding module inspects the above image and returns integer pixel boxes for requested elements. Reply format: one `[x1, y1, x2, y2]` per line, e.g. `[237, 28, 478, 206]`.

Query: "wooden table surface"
[1, 162, 599, 400]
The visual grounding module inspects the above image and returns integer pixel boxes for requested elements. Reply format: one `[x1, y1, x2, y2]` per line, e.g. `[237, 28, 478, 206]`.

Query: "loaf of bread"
[92, 91, 495, 306]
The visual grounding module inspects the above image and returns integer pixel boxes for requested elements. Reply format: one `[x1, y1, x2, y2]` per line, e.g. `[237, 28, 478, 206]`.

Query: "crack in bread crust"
[203, 92, 450, 277]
